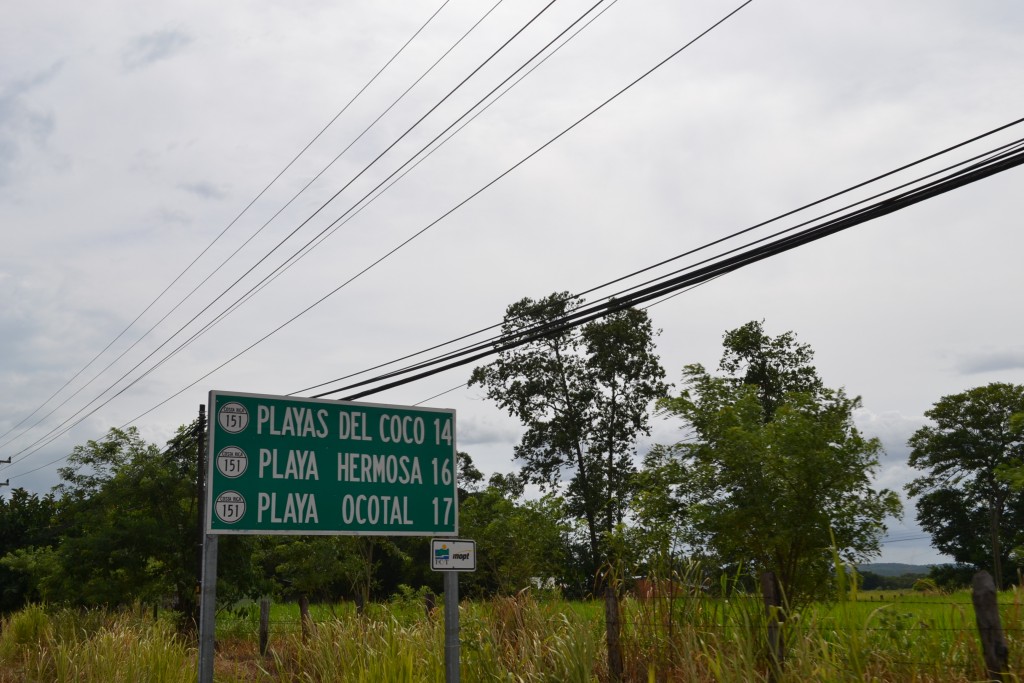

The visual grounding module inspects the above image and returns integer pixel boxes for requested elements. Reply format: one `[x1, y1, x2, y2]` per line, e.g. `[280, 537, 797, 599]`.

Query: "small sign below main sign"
[431, 539, 476, 572]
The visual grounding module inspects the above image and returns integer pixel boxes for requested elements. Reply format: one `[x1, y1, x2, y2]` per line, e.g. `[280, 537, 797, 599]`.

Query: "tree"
[14, 425, 204, 608]
[456, 451, 484, 500]
[470, 293, 666, 578]
[628, 444, 694, 573]
[0, 488, 58, 611]
[458, 480, 568, 597]
[906, 382, 1024, 589]
[658, 321, 901, 605]
[717, 320, 823, 420]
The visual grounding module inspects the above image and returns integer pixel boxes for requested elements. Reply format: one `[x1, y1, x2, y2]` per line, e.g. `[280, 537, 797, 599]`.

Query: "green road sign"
[206, 391, 457, 536]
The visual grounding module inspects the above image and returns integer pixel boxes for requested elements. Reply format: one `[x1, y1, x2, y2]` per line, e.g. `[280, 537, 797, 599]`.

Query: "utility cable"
[0, 0, 452, 453]
[217, 0, 624, 347]
[8, 135, 1022, 481]
[314, 142, 1024, 401]
[110, 0, 608, 391]
[9, 132, 1024, 481]
[118, 0, 510, 383]
[0, 0, 564, 466]
[0, 0, 739, 472]
[298, 134, 1024, 399]
[407, 277, 721, 407]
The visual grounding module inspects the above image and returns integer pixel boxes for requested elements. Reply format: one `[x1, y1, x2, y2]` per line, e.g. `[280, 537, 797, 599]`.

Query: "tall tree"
[0, 488, 58, 611]
[470, 293, 666, 577]
[658, 322, 901, 605]
[717, 320, 823, 420]
[45, 426, 199, 606]
[906, 382, 1024, 589]
[458, 481, 568, 597]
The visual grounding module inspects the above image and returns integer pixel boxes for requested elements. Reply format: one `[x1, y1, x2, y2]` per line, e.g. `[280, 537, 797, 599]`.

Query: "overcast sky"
[2, 0, 1023, 566]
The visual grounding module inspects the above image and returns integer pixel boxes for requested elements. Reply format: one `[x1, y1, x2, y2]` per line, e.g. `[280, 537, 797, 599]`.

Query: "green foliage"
[459, 485, 569, 597]
[718, 320, 823, 420]
[0, 604, 50, 653]
[657, 321, 901, 606]
[629, 444, 694, 569]
[260, 536, 348, 601]
[0, 488, 58, 612]
[0, 423, 227, 615]
[4, 590, 1024, 681]
[856, 570, 927, 591]
[906, 382, 1024, 588]
[470, 293, 666, 576]
[0, 547, 61, 603]
[927, 563, 980, 591]
[912, 577, 940, 593]
[456, 451, 484, 496]
[255, 534, 407, 607]
[0, 606, 192, 682]
[36, 426, 197, 605]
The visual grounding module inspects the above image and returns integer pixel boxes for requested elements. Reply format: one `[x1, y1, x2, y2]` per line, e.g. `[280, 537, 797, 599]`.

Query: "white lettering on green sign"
[336, 452, 422, 484]
[208, 391, 457, 536]
[259, 449, 320, 480]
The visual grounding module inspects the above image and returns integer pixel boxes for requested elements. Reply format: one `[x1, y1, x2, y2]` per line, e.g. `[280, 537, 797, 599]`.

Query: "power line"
[219, 0, 626, 361]
[406, 279, 719, 407]
[0, 0, 453, 454]
[310, 140, 1024, 402]
[880, 535, 932, 545]
[294, 131, 1024, 400]
[287, 115, 1024, 398]
[0, 0, 566, 468]
[123, 0, 618, 392]
[1, 0, 751, 477]
[9, 134, 1023, 481]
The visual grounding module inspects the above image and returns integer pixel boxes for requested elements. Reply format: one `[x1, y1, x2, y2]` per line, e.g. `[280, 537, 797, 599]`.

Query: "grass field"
[0, 589, 1020, 681]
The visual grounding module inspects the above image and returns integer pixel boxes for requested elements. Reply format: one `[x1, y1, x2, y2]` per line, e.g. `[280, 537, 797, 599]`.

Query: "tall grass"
[0, 588, 1021, 681]
[0, 607, 193, 683]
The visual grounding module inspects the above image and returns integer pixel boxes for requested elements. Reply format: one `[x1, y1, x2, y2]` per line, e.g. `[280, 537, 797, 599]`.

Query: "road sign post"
[431, 539, 475, 683]
[444, 571, 459, 683]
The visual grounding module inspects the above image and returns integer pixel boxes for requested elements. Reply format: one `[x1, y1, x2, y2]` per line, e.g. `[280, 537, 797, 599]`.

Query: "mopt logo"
[430, 539, 476, 572]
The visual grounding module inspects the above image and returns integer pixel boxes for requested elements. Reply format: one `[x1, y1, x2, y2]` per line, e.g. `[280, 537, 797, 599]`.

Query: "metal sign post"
[197, 533, 218, 683]
[444, 571, 459, 683]
[431, 538, 476, 683]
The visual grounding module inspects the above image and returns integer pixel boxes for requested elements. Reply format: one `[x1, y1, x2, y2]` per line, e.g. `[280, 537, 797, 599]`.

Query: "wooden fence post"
[299, 594, 313, 641]
[761, 571, 784, 681]
[972, 570, 1008, 682]
[425, 591, 436, 618]
[259, 597, 271, 656]
[605, 584, 623, 682]
[355, 591, 365, 616]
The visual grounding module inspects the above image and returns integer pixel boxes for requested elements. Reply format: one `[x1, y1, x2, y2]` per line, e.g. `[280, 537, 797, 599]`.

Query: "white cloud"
[121, 29, 193, 71]
[954, 350, 1024, 375]
[0, 64, 61, 187]
[0, 0, 1020, 551]
[178, 181, 227, 201]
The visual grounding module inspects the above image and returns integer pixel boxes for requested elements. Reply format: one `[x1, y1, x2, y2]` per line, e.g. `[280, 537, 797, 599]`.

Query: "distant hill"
[857, 563, 932, 577]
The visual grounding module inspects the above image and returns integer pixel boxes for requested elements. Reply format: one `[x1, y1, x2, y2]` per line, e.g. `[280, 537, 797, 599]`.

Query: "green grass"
[1, 589, 1021, 681]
